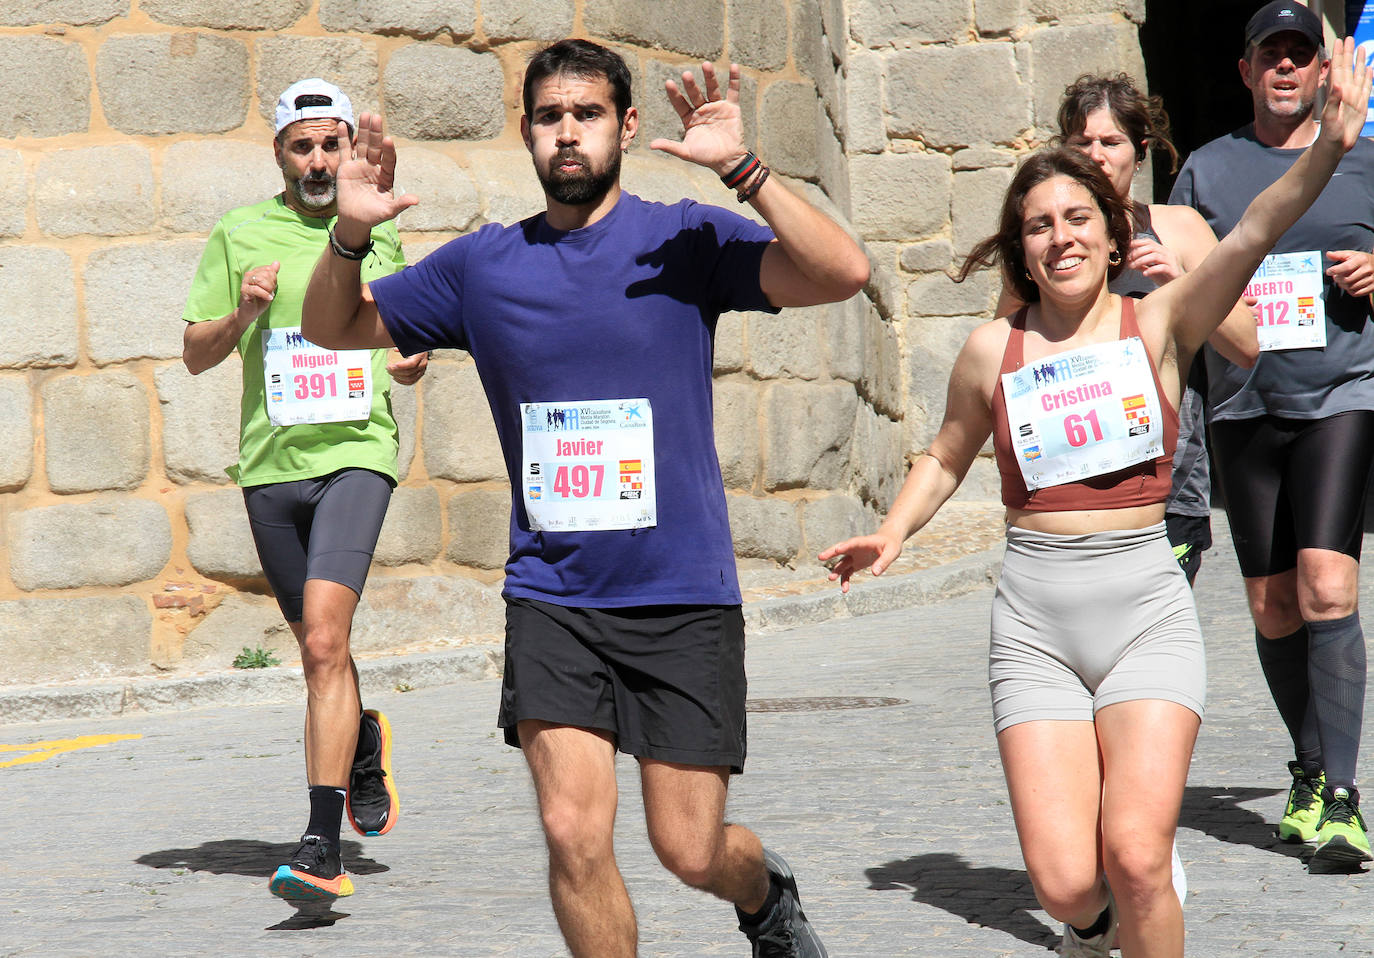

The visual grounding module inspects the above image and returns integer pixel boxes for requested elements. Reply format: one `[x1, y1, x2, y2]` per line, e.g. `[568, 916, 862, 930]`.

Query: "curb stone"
[0, 547, 1003, 724]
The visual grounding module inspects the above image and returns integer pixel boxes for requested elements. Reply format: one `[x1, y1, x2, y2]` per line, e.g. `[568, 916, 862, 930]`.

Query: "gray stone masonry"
[382, 45, 504, 141]
[160, 141, 283, 234]
[42, 372, 150, 495]
[255, 36, 381, 127]
[759, 81, 823, 181]
[848, 398, 904, 511]
[0, 596, 150, 684]
[352, 574, 506, 647]
[761, 381, 858, 491]
[393, 147, 480, 233]
[96, 34, 249, 136]
[0, 149, 23, 237]
[906, 267, 996, 318]
[392, 380, 418, 480]
[848, 151, 950, 240]
[714, 313, 746, 373]
[886, 42, 1030, 147]
[8, 497, 171, 591]
[824, 297, 866, 386]
[849, 0, 974, 46]
[905, 313, 986, 450]
[0, 0, 124, 25]
[34, 145, 155, 238]
[899, 238, 954, 273]
[747, 307, 826, 382]
[0, 247, 78, 369]
[422, 362, 506, 484]
[729, 0, 790, 72]
[1029, 22, 1146, 134]
[726, 492, 803, 561]
[466, 149, 548, 227]
[712, 379, 760, 490]
[373, 485, 442, 567]
[85, 241, 205, 365]
[584, 0, 725, 60]
[480, 0, 575, 42]
[445, 487, 512, 571]
[0, 377, 33, 491]
[1030, 0, 1145, 21]
[843, 46, 887, 155]
[154, 361, 241, 486]
[316, 0, 476, 37]
[952, 166, 1015, 259]
[185, 489, 263, 581]
[177, 593, 294, 670]
[0, 37, 89, 138]
[800, 491, 869, 559]
[142, 0, 311, 29]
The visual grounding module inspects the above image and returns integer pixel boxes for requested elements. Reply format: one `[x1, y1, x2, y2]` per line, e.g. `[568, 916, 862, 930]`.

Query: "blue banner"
[1356, 1, 1374, 135]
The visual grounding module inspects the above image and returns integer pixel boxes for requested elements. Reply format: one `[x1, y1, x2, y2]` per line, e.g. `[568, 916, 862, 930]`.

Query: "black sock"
[1070, 904, 1112, 939]
[353, 710, 379, 765]
[737, 875, 781, 924]
[306, 785, 347, 847]
[1308, 612, 1368, 791]
[1256, 625, 1323, 767]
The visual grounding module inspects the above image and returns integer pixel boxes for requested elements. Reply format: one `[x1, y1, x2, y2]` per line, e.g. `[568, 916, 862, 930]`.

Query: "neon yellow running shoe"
[1277, 762, 1325, 843]
[1311, 786, 1373, 870]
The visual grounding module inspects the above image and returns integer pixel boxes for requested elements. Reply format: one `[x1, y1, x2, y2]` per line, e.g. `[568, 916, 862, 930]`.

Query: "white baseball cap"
[275, 78, 355, 134]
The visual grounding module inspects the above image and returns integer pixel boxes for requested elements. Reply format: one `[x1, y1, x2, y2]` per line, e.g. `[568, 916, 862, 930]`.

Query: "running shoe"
[268, 834, 355, 901]
[1278, 761, 1325, 843]
[1310, 786, 1374, 869]
[1058, 891, 1116, 957]
[736, 848, 830, 958]
[347, 708, 399, 837]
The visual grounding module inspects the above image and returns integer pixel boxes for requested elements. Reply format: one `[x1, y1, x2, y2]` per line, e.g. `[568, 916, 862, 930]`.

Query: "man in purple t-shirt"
[302, 39, 867, 957]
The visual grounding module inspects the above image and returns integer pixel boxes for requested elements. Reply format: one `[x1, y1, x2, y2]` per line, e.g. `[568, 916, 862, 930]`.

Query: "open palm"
[336, 112, 418, 229]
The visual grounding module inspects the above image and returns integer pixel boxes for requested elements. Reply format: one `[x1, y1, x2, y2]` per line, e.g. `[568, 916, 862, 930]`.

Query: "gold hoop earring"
[1024, 269, 1033, 281]
[1108, 249, 1122, 267]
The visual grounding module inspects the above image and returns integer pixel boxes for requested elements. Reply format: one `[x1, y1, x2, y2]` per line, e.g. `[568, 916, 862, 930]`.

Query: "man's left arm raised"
[650, 62, 869, 308]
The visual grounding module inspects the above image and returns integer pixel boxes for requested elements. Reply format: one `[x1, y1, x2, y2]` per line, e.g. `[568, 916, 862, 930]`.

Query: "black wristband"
[328, 225, 373, 261]
[737, 164, 769, 203]
[721, 153, 759, 189]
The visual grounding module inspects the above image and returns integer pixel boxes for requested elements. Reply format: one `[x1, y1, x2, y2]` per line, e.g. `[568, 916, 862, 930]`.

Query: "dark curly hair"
[1055, 72, 1179, 173]
[957, 148, 1134, 305]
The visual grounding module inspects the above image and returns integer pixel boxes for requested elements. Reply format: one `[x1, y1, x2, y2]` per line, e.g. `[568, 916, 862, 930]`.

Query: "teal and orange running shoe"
[269, 834, 355, 901]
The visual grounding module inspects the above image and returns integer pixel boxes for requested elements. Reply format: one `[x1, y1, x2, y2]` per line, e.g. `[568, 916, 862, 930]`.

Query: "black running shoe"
[269, 834, 354, 901]
[347, 709, 399, 837]
[736, 849, 830, 957]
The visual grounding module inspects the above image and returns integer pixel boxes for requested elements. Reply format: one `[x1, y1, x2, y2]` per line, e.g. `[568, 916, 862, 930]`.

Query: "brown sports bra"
[989, 298, 1179, 512]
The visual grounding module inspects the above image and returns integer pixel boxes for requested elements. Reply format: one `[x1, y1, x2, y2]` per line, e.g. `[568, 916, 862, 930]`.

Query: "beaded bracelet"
[327, 225, 374, 261]
[737, 164, 770, 203]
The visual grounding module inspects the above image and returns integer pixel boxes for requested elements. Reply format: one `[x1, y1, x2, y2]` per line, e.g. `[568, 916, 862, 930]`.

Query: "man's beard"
[537, 147, 620, 206]
[288, 170, 337, 210]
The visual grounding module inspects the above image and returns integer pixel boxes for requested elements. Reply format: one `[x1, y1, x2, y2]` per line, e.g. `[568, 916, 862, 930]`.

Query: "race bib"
[262, 327, 373, 426]
[1245, 250, 1326, 352]
[1002, 337, 1165, 491]
[520, 399, 656, 532]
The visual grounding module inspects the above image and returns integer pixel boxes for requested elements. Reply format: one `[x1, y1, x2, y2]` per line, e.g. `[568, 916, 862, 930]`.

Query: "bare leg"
[1097, 699, 1199, 958]
[295, 579, 362, 787]
[640, 760, 770, 912]
[520, 721, 636, 958]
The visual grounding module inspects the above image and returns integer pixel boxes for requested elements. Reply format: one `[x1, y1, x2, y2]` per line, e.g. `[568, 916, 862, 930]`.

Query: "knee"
[297, 626, 350, 675]
[1298, 581, 1358, 621]
[648, 831, 719, 890]
[1102, 839, 1172, 910]
[1028, 869, 1103, 923]
[539, 799, 614, 872]
[1251, 591, 1302, 637]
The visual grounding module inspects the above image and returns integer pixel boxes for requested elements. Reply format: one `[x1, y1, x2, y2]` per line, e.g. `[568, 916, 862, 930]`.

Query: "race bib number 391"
[262, 327, 373, 426]
[520, 399, 656, 532]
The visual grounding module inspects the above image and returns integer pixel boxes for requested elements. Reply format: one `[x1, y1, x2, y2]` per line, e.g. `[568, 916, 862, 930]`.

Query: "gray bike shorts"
[241, 467, 392, 622]
[988, 522, 1206, 734]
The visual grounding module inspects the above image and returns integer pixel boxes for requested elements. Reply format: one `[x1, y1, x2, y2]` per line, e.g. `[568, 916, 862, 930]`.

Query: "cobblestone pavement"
[3, 515, 1372, 957]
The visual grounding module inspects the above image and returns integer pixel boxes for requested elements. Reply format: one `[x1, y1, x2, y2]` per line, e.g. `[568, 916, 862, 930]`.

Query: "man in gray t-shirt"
[1169, 0, 1374, 868]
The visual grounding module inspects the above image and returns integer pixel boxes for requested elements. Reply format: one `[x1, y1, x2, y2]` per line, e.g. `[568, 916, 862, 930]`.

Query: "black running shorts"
[241, 468, 393, 621]
[499, 596, 748, 773]
[1210, 410, 1374, 578]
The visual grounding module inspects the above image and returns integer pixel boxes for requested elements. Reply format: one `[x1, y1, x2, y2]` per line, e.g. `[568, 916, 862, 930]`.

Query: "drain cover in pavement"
[746, 696, 908, 713]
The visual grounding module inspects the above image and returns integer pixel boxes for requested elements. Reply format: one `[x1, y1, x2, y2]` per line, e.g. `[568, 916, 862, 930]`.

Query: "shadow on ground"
[135, 838, 389, 878]
[1178, 784, 1307, 861]
[865, 852, 1058, 952]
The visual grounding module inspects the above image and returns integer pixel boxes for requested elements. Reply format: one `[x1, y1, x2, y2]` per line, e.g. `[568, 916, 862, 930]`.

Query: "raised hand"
[649, 61, 749, 177]
[238, 261, 280, 322]
[1320, 36, 1373, 153]
[335, 113, 418, 234]
[817, 532, 904, 595]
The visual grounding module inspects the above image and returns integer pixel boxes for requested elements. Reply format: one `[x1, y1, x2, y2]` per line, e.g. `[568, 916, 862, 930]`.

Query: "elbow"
[1237, 342, 1260, 369]
[829, 250, 871, 302]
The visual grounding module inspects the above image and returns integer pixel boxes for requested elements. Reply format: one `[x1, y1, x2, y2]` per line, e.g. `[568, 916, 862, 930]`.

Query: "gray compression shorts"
[241, 467, 393, 622]
[988, 522, 1206, 734]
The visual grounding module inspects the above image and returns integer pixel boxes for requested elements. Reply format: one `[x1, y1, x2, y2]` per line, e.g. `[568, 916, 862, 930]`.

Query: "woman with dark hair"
[820, 40, 1369, 958]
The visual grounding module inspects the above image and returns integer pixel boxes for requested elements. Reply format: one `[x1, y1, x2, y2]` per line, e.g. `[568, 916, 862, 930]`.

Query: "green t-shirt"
[182, 195, 407, 486]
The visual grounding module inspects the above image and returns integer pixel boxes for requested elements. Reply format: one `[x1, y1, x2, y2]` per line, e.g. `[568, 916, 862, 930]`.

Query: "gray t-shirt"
[1110, 212, 1209, 517]
[1169, 125, 1374, 421]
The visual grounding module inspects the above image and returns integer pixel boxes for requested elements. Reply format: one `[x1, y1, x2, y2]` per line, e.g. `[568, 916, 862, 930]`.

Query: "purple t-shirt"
[370, 192, 777, 607]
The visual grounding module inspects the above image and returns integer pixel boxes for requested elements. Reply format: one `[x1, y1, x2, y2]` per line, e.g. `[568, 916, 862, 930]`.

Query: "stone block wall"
[0, 0, 997, 685]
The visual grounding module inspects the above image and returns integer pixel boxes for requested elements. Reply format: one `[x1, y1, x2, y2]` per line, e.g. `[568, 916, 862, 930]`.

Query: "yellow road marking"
[0, 734, 142, 769]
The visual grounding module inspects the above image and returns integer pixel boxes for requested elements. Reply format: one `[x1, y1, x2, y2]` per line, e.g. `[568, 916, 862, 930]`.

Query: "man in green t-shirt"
[181, 79, 426, 902]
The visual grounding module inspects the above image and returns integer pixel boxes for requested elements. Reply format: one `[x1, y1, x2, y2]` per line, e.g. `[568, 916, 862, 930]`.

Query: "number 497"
[553, 464, 604, 499]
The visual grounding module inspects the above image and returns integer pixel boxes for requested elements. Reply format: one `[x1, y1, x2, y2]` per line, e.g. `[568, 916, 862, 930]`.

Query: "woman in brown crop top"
[820, 40, 1371, 958]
